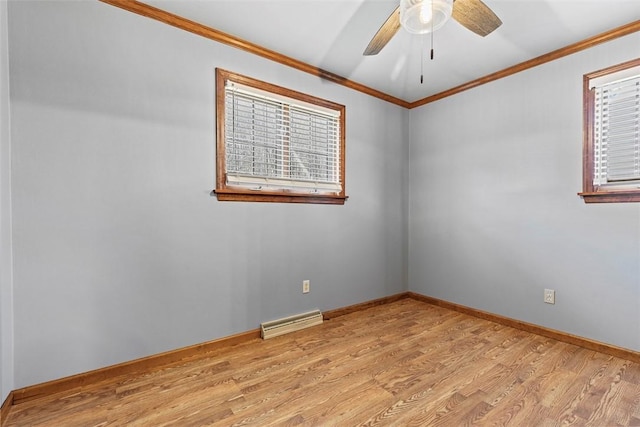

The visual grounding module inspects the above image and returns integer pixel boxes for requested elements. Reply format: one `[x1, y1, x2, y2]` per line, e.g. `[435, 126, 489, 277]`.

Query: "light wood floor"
[5, 298, 640, 426]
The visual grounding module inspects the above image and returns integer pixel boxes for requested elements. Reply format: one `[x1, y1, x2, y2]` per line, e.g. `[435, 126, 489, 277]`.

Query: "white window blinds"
[593, 75, 640, 186]
[224, 82, 341, 192]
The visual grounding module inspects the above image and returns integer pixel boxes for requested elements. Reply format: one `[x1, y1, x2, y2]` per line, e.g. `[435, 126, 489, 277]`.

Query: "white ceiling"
[141, 0, 640, 103]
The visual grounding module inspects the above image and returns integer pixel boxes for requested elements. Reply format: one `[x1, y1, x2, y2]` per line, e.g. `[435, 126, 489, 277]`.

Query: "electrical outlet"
[544, 289, 555, 304]
[303, 280, 310, 294]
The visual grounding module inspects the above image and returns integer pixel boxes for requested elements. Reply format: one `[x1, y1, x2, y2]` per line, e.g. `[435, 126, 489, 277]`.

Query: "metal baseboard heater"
[260, 309, 323, 339]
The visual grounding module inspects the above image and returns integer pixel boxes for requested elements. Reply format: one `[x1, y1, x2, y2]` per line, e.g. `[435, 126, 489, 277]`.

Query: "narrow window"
[215, 69, 347, 204]
[580, 58, 640, 203]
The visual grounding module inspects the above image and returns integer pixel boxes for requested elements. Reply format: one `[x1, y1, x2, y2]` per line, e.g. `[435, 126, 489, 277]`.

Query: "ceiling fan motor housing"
[400, 0, 454, 34]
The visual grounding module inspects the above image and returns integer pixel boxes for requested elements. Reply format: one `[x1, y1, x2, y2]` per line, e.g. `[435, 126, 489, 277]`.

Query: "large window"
[215, 69, 347, 204]
[580, 58, 640, 203]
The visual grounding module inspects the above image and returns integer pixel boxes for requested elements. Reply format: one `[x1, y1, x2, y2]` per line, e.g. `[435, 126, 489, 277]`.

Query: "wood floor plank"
[5, 298, 640, 426]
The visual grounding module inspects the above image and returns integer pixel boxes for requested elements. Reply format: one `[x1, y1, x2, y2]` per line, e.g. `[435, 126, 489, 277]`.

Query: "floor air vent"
[261, 309, 323, 339]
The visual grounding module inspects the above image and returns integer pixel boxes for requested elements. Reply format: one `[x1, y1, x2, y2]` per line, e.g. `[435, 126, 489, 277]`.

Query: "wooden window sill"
[578, 191, 640, 203]
[214, 188, 348, 205]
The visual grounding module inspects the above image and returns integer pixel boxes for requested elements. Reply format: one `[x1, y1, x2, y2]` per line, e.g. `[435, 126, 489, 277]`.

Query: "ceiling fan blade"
[363, 6, 401, 55]
[452, 0, 502, 37]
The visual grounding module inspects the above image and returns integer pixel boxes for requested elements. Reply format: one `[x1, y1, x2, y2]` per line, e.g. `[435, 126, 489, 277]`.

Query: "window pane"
[225, 92, 340, 186]
[593, 77, 639, 185]
[216, 69, 345, 203]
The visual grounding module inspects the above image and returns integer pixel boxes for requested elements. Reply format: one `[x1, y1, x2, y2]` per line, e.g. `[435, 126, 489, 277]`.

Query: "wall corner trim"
[0, 391, 13, 426]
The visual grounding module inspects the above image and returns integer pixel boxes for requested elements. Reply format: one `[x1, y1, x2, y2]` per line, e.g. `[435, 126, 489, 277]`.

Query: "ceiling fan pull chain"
[420, 35, 424, 84]
[431, 4, 435, 60]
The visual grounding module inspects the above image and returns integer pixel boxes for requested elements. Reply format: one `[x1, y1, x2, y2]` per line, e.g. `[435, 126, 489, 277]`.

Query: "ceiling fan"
[363, 0, 502, 55]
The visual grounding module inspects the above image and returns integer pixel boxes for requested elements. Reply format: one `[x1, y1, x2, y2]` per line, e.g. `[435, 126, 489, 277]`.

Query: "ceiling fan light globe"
[400, 0, 454, 34]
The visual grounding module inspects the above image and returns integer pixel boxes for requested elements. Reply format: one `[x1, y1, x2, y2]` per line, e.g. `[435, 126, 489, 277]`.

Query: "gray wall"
[408, 33, 640, 351]
[1, 0, 14, 404]
[7, 1, 408, 388]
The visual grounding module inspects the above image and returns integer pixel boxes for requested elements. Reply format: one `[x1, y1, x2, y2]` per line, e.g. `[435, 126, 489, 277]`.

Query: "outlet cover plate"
[303, 280, 310, 294]
[544, 289, 555, 304]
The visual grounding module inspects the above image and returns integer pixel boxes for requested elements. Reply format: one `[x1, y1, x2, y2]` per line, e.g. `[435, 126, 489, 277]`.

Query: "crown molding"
[98, 0, 411, 108]
[409, 19, 640, 108]
[99, 1, 639, 109]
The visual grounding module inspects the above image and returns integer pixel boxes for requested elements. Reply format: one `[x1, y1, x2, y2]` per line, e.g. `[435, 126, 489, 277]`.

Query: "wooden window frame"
[579, 58, 640, 203]
[214, 69, 347, 205]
